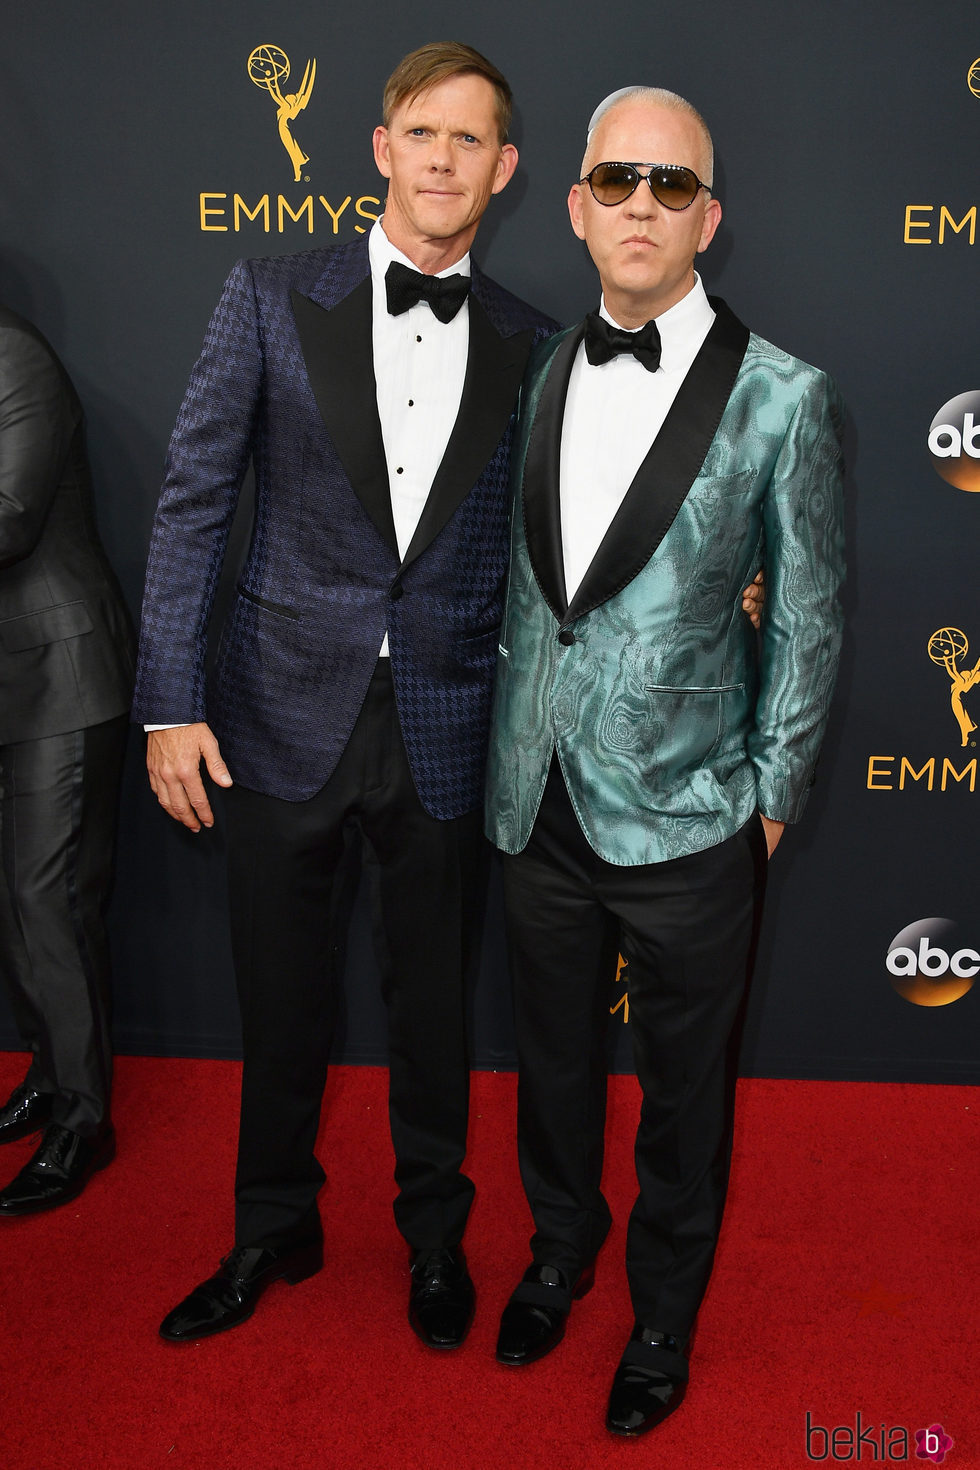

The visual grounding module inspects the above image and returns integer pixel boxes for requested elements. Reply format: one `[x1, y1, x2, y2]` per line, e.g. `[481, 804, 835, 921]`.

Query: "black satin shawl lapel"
[290, 281, 398, 557]
[564, 299, 750, 624]
[520, 326, 584, 621]
[400, 295, 534, 573]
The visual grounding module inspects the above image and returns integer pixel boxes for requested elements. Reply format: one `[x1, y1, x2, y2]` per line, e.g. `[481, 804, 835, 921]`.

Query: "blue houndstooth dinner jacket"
[133, 238, 557, 817]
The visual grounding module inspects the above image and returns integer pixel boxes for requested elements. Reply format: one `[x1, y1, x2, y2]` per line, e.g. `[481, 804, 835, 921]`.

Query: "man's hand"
[741, 569, 765, 630]
[759, 813, 784, 858]
[146, 723, 233, 832]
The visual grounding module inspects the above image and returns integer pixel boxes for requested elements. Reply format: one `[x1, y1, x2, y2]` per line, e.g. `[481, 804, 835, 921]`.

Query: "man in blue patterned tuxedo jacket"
[485, 89, 844, 1434]
[133, 43, 557, 1348]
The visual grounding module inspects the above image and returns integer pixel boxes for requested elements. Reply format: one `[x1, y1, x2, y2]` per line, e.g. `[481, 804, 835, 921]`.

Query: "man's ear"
[491, 143, 520, 196]
[568, 182, 587, 241]
[373, 126, 392, 180]
[697, 196, 722, 253]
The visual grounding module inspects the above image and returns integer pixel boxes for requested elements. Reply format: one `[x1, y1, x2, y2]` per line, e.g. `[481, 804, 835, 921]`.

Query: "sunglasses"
[579, 162, 709, 210]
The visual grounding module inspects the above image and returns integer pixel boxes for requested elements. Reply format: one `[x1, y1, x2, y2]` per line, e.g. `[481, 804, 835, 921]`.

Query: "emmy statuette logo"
[248, 44, 316, 182]
[927, 628, 980, 747]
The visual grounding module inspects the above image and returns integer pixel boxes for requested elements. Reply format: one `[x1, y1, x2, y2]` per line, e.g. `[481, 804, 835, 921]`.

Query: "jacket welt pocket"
[236, 586, 300, 621]
[0, 600, 94, 652]
[645, 683, 745, 694]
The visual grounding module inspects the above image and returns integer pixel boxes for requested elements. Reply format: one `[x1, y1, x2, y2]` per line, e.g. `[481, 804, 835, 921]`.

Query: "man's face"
[568, 100, 722, 325]
[373, 73, 518, 265]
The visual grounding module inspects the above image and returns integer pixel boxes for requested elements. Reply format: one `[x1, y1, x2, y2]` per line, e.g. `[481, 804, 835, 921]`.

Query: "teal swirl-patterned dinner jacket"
[485, 299, 845, 866]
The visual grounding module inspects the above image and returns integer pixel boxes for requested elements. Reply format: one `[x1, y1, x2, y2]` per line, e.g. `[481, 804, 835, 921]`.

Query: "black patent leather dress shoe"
[408, 1246, 475, 1349]
[0, 1123, 114, 1215]
[0, 1084, 53, 1144]
[606, 1324, 689, 1437]
[159, 1238, 324, 1342]
[495, 1261, 594, 1366]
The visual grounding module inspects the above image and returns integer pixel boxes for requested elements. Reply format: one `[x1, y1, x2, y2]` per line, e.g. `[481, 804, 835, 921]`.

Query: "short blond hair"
[382, 42, 513, 144]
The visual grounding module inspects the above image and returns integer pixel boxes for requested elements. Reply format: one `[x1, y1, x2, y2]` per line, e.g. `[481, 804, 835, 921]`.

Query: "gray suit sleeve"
[0, 324, 72, 569]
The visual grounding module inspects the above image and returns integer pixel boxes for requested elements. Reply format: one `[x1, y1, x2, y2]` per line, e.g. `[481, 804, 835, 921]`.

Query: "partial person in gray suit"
[0, 305, 134, 1216]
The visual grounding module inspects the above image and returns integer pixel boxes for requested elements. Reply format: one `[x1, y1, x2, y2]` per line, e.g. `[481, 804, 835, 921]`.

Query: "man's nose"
[428, 134, 454, 170]
[625, 182, 657, 217]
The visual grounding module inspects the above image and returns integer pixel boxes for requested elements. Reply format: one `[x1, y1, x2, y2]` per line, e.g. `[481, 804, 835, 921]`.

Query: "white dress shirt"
[370, 220, 469, 653]
[559, 275, 715, 603]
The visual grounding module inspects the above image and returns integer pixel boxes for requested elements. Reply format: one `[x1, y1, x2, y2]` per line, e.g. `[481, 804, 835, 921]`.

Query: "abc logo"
[886, 917, 978, 1006]
[928, 391, 980, 491]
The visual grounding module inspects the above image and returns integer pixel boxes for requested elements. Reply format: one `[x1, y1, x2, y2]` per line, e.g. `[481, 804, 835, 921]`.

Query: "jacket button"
[558, 629, 575, 646]
[390, 585, 404, 601]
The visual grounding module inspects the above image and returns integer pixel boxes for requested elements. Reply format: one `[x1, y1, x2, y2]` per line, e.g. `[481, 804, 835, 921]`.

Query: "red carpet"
[0, 1051, 977, 1469]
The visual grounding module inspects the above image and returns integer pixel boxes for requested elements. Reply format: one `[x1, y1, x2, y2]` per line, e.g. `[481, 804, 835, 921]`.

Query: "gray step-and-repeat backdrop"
[2, 2, 978, 1081]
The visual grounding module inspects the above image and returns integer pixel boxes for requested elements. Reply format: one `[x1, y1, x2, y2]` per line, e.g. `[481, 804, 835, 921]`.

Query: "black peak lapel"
[565, 299, 750, 624]
[400, 295, 534, 572]
[521, 326, 584, 621]
[290, 283, 398, 557]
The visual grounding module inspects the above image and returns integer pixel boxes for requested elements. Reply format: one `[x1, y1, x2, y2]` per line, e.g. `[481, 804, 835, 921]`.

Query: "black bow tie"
[583, 312, 662, 372]
[385, 261, 470, 324]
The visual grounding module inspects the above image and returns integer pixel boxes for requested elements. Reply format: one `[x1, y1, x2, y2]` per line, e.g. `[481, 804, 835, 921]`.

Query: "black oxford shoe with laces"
[0, 1123, 114, 1215]
[159, 1238, 324, 1342]
[408, 1246, 475, 1349]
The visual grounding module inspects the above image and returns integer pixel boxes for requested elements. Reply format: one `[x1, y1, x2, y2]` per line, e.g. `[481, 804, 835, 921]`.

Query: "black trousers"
[225, 661, 483, 1252]
[0, 715, 128, 1137]
[501, 757, 767, 1339]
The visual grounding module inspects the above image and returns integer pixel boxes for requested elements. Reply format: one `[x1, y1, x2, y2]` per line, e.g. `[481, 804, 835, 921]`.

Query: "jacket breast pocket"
[693, 467, 757, 498]
[645, 683, 746, 694]
[235, 585, 300, 622]
[0, 600, 94, 652]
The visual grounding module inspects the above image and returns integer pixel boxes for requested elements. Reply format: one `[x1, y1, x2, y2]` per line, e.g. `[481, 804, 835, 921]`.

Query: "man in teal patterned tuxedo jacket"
[485, 88, 844, 1437]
